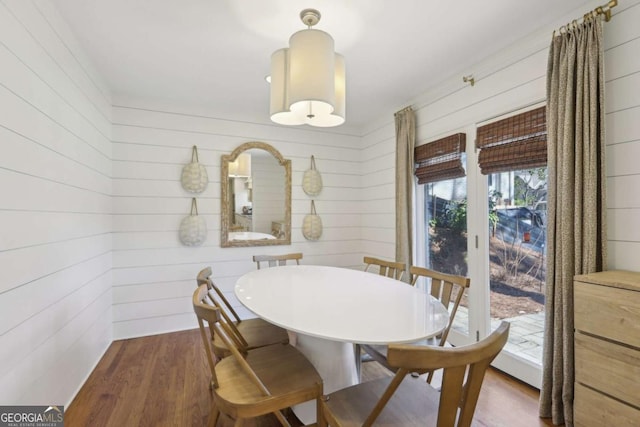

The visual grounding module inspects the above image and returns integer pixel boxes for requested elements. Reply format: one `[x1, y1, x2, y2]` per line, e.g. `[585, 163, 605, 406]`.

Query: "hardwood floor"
[65, 329, 556, 426]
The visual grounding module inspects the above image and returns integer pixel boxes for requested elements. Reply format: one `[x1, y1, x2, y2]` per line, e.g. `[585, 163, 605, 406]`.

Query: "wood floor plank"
[65, 329, 555, 426]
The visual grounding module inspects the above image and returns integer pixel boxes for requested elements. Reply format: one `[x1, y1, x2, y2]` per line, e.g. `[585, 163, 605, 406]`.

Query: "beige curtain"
[540, 17, 607, 426]
[395, 107, 415, 281]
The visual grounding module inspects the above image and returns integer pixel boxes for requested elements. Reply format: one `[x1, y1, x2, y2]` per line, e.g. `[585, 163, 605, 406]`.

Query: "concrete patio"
[452, 308, 545, 365]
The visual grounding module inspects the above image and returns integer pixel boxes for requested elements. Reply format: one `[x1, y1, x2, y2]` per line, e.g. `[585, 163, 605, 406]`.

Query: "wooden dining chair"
[361, 266, 471, 382]
[253, 252, 303, 269]
[193, 284, 323, 427]
[319, 321, 509, 427]
[357, 257, 408, 373]
[363, 256, 406, 281]
[196, 267, 289, 359]
[409, 266, 471, 345]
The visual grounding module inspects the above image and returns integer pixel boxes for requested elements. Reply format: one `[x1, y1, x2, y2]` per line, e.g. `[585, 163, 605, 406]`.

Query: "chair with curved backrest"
[196, 267, 288, 360]
[319, 322, 510, 427]
[253, 252, 303, 269]
[193, 284, 323, 427]
[356, 257, 407, 375]
[409, 266, 471, 346]
[363, 256, 406, 281]
[361, 266, 471, 382]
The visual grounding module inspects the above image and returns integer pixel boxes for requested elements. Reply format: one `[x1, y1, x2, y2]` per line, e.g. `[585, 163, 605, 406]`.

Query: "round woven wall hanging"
[181, 145, 208, 193]
[302, 200, 322, 241]
[179, 198, 207, 246]
[302, 155, 322, 197]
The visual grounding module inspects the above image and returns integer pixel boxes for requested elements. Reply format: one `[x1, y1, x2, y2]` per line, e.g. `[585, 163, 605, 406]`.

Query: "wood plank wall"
[110, 100, 363, 339]
[0, 0, 112, 406]
[604, 1, 640, 270]
[360, 0, 640, 273]
[359, 123, 397, 261]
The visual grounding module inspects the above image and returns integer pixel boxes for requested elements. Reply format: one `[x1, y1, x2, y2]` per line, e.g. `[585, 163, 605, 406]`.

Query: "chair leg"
[273, 410, 291, 427]
[317, 397, 328, 427]
[426, 369, 435, 384]
[207, 404, 220, 427]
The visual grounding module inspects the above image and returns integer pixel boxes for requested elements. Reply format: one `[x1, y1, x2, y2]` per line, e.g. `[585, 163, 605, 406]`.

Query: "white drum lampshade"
[288, 28, 335, 123]
[228, 153, 251, 177]
[269, 9, 345, 128]
[270, 48, 304, 126]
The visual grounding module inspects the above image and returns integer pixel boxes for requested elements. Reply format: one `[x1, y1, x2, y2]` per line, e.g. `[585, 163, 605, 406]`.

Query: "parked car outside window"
[494, 206, 545, 252]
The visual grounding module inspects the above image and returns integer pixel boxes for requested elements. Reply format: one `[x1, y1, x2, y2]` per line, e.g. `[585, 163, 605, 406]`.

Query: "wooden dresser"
[573, 270, 640, 426]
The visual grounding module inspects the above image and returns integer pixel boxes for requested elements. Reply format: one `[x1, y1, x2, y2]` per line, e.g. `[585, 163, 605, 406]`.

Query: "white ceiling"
[53, 0, 595, 132]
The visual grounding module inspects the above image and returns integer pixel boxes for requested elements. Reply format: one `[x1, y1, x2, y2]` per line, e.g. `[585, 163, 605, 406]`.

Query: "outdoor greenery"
[429, 198, 467, 233]
[427, 173, 546, 317]
[514, 168, 546, 207]
[430, 191, 501, 235]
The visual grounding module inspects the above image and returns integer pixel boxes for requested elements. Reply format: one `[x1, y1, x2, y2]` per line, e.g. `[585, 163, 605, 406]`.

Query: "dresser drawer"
[574, 383, 640, 427]
[575, 332, 640, 407]
[574, 280, 640, 348]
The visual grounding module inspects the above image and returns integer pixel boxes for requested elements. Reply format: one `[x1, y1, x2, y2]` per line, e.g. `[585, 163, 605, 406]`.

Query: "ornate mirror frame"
[220, 141, 292, 247]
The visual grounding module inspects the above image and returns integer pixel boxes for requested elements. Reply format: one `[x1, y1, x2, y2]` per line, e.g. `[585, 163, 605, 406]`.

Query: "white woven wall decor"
[181, 145, 208, 193]
[179, 198, 207, 246]
[302, 155, 322, 197]
[302, 200, 323, 241]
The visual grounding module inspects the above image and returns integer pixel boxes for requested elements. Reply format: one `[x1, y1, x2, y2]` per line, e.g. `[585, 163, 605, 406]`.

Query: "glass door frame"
[414, 122, 543, 388]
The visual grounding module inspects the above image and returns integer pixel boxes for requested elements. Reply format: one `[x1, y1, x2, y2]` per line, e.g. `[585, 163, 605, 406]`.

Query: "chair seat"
[213, 318, 289, 358]
[321, 375, 441, 426]
[215, 343, 323, 418]
[361, 337, 439, 371]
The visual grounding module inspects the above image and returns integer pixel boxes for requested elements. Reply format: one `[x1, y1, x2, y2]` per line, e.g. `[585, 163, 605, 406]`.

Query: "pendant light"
[269, 9, 345, 127]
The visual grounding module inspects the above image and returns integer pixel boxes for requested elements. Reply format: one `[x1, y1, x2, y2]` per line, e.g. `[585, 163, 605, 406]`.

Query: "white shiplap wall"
[0, 0, 112, 406]
[604, 1, 640, 271]
[110, 99, 363, 339]
[360, 123, 397, 261]
[360, 0, 640, 274]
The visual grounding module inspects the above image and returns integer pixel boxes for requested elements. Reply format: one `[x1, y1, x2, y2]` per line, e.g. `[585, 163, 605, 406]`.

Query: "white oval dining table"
[234, 265, 449, 424]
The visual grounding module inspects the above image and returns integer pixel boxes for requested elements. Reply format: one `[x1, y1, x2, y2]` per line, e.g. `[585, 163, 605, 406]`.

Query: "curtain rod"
[554, 0, 618, 36]
[584, 0, 618, 22]
[394, 106, 413, 116]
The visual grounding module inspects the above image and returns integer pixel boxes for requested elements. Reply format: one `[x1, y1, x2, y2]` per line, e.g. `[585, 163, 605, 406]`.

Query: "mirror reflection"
[221, 142, 291, 247]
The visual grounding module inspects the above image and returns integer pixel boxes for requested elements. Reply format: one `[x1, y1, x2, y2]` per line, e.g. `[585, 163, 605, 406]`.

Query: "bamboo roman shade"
[476, 106, 547, 174]
[414, 133, 466, 184]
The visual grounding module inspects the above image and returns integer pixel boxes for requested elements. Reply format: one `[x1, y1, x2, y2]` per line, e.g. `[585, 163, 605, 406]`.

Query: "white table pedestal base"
[291, 334, 359, 424]
[235, 266, 450, 424]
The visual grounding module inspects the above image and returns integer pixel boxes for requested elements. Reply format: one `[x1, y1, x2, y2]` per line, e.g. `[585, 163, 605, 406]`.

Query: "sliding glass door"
[488, 168, 546, 367]
[416, 106, 547, 387]
[420, 175, 470, 339]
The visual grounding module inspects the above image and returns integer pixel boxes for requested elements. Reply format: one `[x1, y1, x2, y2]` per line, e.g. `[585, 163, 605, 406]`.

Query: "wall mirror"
[221, 141, 291, 247]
